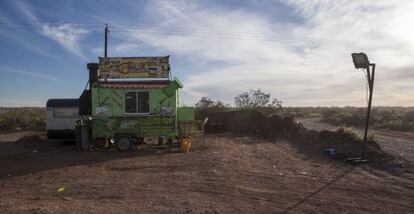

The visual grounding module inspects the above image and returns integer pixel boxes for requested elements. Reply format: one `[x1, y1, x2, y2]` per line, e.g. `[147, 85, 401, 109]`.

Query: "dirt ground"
[1, 130, 413, 213]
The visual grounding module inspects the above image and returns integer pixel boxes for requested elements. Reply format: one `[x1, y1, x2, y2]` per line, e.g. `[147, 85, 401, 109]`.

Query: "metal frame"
[348, 53, 375, 163]
[361, 63, 375, 159]
[124, 90, 150, 115]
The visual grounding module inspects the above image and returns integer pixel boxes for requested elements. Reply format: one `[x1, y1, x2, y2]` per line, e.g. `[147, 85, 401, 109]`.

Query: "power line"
[0, 20, 368, 48]
[0, 20, 356, 44]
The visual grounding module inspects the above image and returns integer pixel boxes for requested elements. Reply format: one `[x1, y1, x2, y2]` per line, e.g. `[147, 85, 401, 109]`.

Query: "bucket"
[180, 138, 191, 153]
[325, 148, 337, 156]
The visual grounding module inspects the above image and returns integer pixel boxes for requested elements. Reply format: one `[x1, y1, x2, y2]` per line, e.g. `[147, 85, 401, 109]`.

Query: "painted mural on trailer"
[99, 56, 170, 79]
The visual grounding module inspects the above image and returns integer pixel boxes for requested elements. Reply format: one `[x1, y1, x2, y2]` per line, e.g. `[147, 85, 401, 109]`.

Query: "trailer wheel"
[116, 137, 132, 151]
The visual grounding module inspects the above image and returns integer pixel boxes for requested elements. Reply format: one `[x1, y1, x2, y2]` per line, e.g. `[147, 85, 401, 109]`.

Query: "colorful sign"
[99, 56, 170, 79]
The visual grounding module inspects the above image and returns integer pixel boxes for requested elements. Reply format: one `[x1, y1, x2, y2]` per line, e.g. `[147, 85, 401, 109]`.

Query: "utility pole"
[104, 24, 109, 58]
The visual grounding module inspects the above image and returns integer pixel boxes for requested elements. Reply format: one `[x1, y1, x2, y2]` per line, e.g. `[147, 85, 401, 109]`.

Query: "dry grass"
[0, 107, 45, 131]
[322, 107, 414, 132]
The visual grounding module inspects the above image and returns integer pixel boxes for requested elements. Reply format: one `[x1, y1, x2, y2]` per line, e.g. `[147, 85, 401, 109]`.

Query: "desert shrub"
[0, 107, 45, 131]
[205, 109, 305, 138]
[276, 107, 328, 118]
[333, 126, 375, 143]
[321, 107, 414, 132]
[337, 127, 363, 143]
[234, 89, 282, 109]
[194, 97, 229, 120]
[404, 111, 414, 121]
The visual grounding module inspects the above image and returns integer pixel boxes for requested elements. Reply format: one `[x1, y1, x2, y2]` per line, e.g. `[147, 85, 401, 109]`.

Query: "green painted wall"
[177, 107, 195, 121]
[89, 80, 196, 139]
[91, 116, 177, 138]
[91, 82, 177, 117]
[90, 81, 179, 138]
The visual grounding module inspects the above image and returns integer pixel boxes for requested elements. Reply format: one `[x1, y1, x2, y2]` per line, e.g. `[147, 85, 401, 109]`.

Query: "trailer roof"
[46, 99, 79, 107]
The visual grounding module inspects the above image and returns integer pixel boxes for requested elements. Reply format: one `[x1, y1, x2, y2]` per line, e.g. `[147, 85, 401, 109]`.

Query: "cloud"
[0, 66, 59, 81]
[14, 0, 89, 59]
[102, 0, 414, 106]
[14, 0, 40, 23]
[94, 42, 140, 56]
[7, 0, 412, 106]
[40, 23, 89, 59]
[0, 10, 60, 60]
[113, 43, 140, 54]
[90, 47, 103, 56]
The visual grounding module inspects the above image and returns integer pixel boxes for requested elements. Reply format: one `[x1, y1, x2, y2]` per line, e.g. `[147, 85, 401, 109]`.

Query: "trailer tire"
[116, 137, 132, 151]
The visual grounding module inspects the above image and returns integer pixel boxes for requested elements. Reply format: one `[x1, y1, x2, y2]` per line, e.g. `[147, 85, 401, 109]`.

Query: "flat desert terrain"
[0, 123, 413, 213]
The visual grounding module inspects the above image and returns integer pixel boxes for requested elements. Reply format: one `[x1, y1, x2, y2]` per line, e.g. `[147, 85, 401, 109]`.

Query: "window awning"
[98, 80, 169, 89]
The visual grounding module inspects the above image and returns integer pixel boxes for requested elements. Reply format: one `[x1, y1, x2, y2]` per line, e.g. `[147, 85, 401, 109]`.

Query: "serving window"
[125, 91, 149, 114]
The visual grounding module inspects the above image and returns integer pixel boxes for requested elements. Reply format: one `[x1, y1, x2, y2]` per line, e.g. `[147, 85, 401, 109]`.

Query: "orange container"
[180, 138, 191, 153]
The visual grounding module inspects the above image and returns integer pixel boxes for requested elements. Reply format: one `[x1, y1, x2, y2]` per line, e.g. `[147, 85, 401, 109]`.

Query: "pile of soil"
[205, 110, 412, 173]
[205, 110, 304, 138]
[17, 134, 43, 143]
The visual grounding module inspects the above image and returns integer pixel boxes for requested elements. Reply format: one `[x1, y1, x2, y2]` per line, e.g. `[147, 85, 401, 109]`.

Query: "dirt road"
[298, 117, 414, 163]
[0, 132, 413, 213]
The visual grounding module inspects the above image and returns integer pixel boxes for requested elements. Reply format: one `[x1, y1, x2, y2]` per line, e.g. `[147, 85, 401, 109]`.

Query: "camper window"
[54, 108, 78, 118]
[125, 91, 149, 114]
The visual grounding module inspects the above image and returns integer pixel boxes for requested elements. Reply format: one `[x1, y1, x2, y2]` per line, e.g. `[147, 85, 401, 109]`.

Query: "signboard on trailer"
[98, 56, 170, 79]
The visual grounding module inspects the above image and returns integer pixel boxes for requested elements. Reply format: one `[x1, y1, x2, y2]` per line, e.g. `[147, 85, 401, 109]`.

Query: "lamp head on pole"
[351, 52, 370, 69]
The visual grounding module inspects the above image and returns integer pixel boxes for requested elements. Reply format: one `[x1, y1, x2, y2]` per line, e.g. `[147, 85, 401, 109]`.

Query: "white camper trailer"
[46, 99, 80, 139]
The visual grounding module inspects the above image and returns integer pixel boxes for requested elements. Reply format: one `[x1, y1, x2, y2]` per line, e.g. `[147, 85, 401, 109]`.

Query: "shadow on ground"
[206, 110, 414, 176]
[0, 133, 183, 180]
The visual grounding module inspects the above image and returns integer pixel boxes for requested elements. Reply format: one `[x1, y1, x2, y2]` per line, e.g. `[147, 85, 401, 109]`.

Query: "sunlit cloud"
[103, 0, 414, 106]
[3, 0, 414, 106]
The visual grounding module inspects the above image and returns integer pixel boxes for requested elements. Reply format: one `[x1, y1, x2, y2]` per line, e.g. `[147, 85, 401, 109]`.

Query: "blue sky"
[0, 0, 413, 107]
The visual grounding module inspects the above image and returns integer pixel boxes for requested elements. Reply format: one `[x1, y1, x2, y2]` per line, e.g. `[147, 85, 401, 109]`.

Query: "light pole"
[351, 52, 375, 161]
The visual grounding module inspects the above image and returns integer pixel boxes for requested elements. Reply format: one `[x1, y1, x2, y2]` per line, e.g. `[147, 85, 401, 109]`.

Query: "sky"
[0, 0, 413, 107]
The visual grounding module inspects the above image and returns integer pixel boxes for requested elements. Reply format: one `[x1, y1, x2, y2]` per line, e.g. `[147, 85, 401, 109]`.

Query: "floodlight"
[351, 52, 370, 69]
[349, 52, 376, 162]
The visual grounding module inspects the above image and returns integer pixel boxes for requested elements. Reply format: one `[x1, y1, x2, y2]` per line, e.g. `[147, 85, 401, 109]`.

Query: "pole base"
[345, 157, 368, 164]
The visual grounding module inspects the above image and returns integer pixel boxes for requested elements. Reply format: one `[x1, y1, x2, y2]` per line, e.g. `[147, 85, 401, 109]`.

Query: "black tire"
[167, 138, 173, 146]
[158, 137, 164, 146]
[116, 137, 132, 151]
[136, 137, 144, 145]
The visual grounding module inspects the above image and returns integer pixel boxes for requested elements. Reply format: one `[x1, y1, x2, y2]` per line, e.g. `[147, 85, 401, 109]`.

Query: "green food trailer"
[77, 56, 199, 151]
